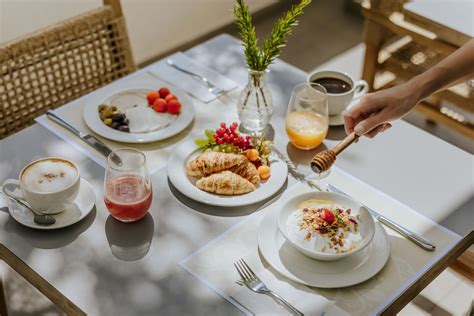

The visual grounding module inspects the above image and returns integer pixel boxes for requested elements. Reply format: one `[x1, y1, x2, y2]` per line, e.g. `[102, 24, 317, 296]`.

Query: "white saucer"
[329, 114, 344, 126]
[329, 99, 359, 126]
[6, 178, 96, 230]
[258, 208, 390, 288]
[167, 140, 288, 207]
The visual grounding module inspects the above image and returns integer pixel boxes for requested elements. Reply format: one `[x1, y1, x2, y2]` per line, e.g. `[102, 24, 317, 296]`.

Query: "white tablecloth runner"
[179, 167, 461, 316]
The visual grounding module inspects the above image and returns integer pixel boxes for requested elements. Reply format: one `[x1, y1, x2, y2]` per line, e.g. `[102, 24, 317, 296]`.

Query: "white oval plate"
[259, 207, 390, 288]
[83, 86, 194, 143]
[168, 140, 288, 207]
[7, 178, 96, 230]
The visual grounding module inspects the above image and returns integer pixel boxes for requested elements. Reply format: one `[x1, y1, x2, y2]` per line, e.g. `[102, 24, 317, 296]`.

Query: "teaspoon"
[2, 193, 56, 226]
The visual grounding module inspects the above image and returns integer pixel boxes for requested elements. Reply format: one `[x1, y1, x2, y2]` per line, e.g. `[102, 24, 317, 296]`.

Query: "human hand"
[343, 83, 420, 138]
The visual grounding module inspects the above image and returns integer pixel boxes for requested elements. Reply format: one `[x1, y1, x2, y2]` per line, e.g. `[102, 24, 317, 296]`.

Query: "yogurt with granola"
[285, 199, 363, 254]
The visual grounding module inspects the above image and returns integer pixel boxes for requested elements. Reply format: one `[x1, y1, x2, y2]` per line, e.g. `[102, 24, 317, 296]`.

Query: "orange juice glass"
[286, 83, 328, 150]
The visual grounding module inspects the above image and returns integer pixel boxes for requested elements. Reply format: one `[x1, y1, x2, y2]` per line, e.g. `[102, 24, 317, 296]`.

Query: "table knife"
[46, 110, 122, 166]
[327, 184, 436, 251]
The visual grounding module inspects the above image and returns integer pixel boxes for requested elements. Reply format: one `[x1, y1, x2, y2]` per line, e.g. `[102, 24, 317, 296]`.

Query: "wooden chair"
[0, 244, 86, 315]
[0, 0, 136, 139]
[361, 0, 474, 139]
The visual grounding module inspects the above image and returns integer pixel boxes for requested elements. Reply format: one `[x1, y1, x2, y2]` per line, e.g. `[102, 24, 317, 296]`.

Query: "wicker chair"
[0, 0, 136, 139]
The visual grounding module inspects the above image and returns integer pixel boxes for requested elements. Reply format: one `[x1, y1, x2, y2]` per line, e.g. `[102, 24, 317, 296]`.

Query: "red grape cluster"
[213, 122, 252, 150]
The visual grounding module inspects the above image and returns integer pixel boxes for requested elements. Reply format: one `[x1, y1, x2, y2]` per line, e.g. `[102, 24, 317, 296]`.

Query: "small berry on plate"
[258, 165, 271, 180]
[321, 209, 336, 223]
[153, 98, 167, 112]
[167, 99, 181, 115]
[158, 87, 170, 98]
[165, 94, 177, 102]
[147, 91, 160, 105]
[246, 149, 259, 161]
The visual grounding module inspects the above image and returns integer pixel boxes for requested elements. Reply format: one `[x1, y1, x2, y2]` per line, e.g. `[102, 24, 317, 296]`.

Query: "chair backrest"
[0, 0, 136, 139]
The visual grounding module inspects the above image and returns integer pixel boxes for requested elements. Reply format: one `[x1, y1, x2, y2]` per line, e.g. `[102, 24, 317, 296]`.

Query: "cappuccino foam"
[22, 159, 78, 193]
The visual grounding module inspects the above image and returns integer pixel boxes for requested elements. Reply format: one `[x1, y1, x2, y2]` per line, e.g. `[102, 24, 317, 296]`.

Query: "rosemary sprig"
[234, 0, 311, 71]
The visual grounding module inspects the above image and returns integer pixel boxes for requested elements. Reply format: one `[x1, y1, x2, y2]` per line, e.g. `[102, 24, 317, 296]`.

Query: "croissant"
[186, 152, 245, 177]
[230, 160, 260, 186]
[196, 171, 256, 195]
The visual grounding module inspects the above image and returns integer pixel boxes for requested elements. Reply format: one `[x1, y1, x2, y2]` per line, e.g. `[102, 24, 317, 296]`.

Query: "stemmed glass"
[104, 149, 152, 223]
[285, 83, 329, 150]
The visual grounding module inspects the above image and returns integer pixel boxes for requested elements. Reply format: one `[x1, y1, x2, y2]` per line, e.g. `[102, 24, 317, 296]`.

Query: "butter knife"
[46, 110, 122, 166]
[327, 184, 436, 251]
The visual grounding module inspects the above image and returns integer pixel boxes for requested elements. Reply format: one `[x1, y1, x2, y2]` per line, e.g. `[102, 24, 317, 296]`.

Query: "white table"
[0, 34, 473, 315]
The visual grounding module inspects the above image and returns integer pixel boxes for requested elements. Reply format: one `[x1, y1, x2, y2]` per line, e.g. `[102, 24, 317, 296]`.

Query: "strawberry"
[146, 91, 160, 105]
[165, 94, 177, 102]
[167, 99, 181, 115]
[320, 208, 336, 223]
[158, 87, 170, 98]
[153, 98, 167, 113]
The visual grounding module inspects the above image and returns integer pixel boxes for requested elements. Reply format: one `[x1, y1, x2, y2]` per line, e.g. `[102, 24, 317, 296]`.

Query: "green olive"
[103, 118, 113, 126]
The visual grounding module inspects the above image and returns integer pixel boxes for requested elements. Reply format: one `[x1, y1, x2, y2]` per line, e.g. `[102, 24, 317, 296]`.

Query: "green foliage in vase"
[234, 0, 311, 71]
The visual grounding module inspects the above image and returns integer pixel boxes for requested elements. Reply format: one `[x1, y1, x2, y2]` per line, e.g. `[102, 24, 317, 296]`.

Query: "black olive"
[118, 125, 129, 133]
[111, 113, 125, 122]
[123, 118, 129, 125]
[111, 122, 120, 129]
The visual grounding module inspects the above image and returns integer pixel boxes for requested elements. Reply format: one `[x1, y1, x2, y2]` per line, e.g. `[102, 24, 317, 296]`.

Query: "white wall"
[0, 0, 276, 64]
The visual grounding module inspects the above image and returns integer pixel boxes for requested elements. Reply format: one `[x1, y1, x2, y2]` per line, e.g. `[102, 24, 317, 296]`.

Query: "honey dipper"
[311, 132, 359, 173]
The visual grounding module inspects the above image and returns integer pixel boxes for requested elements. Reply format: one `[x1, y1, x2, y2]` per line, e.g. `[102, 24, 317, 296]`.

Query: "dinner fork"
[234, 258, 304, 316]
[166, 59, 224, 96]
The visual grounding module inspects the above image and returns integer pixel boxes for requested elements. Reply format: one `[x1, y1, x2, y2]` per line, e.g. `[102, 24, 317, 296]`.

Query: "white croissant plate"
[167, 140, 288, 207]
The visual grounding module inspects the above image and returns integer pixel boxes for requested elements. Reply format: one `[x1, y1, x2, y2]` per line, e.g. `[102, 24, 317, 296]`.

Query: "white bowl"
[277, 191, 375, 261]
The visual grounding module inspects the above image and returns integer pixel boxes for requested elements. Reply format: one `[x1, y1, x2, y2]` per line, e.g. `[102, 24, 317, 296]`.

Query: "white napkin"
[228, 254, 347, 316]
[148, 52, 238, 103]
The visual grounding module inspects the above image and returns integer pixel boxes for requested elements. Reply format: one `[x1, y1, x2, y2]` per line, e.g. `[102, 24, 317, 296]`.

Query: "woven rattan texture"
[0, 7, 135, 138]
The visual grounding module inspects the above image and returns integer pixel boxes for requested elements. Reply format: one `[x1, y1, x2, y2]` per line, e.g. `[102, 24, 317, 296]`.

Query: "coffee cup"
[2, 157, 80, 214]
[307, 70, 368, 116]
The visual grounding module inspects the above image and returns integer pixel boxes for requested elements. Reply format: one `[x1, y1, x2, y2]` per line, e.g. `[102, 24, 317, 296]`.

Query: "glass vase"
[237, 69, 273, 133]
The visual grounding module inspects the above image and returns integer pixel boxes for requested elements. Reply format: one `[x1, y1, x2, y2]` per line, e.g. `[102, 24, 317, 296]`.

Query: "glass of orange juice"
[285, 83, 328, 150]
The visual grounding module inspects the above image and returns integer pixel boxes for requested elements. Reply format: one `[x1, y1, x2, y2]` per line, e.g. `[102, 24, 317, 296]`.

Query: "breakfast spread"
[98, 86, 182, 133]
[286, 199, 362, 254]
[187, 122, 273, 196]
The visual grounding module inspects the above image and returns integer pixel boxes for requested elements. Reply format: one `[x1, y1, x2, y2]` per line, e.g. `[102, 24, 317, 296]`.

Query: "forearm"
[405, 39, 474, 102]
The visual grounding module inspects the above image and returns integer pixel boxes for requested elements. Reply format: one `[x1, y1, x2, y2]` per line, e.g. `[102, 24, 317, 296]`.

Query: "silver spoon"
[2, 193, 56, 226]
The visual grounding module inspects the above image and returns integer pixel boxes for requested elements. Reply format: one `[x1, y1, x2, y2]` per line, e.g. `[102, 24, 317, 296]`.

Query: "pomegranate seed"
[346, 209, 351, 214]
[216, 138, 223, 145]
[220, 122, 226, 128]
[349, 218, 357, 224]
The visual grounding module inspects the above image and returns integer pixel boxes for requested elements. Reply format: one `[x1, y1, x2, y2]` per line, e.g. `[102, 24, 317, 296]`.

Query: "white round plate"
[83, 86, 194, 143]
[168, 140, 289, 207]
[258, 207, 390, 288]
[7, 178, 96, 230]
